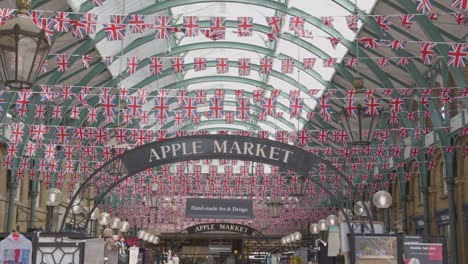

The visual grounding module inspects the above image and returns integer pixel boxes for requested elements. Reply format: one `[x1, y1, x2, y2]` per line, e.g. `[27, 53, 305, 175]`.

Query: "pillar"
[6, 179, 18, 232]
[28, 178, 39, 229]
[444, 152, 458, 264]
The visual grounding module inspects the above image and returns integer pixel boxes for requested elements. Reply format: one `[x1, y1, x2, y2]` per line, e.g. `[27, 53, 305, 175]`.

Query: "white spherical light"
[293, 232, 302, 241]
[373, 190, 393, 209]
[354, 201, 367, 216]
[119, 221, 130, 233]
[71, 201, 83, 215]
[97, 212, 111, 226]
[90, 208, 100, 221]
[318, 219, 328, 231]
[143, 232, 151, 241]
[110, 217, 122, 230]
[137, 230, 146, 239]
[45, 188, 63, 207]
[309, 223, 319, 234]
[281, 237, 286, 245]
[326, 214, 338, 227]
[154, 236, 160, 244]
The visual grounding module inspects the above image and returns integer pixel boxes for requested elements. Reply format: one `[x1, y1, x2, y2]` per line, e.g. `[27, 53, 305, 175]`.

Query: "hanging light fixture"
[309, 223, 319, 234]
[266, 197, 283, 218]
[0, 0, 51, 90]
[372, 190, 392, 209]
[338, 76, 382, 145]
[290, 176, 307, 197]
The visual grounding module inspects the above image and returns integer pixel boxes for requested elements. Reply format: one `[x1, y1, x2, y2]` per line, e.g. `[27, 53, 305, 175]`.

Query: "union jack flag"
[209, 17, 226, 40]
[419, 42, 437, 64]
[172, 57, 185, 73]
[193, 57, 207, 72]
[126, 56, 140, 74]
[149, 57, 163, 75]
[397, 57, 410, 66]
[38, 18, 56, 44]
[289, 97, 303, 118]
[322, 16, 334, 27]
[261, 98, 276, 116]
[103, 23, 126, 41]
[323, 58, 336, 67]
[202, 28, 224, 41]
[0, 8, 15, 26]
[289, 16, 305, 31]
[81, 13, 97, 34]
[181, 97, 198, 119]
[238, 58, 251, 76]
[328, 37, 341, 49]
[71, 19, 86, 39]
[154, 96, 170, 125]
[375, 15, 391, 31]
[29, 10, 43, 25]
[281, 58, 294, 74]
[377, 57, 390, 67]
[266, 16, 281, 33]
[154, 16, 172, 39]
[416, 0, 433, 12]
[360, 37, 380, 49]
[346, 15, 358, 32]
[447, 44, 468, 68]
[428, 12, 440, 21]
[54, 11, 71, 32]
[128, 15, 145, 33]
[90, 0, 104, 6]
[216, 58, 229, 74]
[237, 17, 253, 37]
[400, 14, 414, 31]
[452, 0, 468, 9]
[207, 98, 224, 119]
[318, 97, 331, 117]
[82, 55, 92, 68]
[453, 12, 466, 25]
[236, 98, 250, 121]
[346, 56, 358, 67]
[365, 97, 381, 116]
[56, 54, 70, 72]
[183, 16, 199, 37]
[259, 57, 273, 74]
[303, 58, 316, 69]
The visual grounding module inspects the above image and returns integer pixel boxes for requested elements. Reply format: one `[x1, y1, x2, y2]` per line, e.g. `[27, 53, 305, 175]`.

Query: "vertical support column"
[444, 150, 458, 264]
[384, 208, 390, 233]
[28, 178, 39, 229]
[421, 188, 431, 236]
[6, 174, 18, 232]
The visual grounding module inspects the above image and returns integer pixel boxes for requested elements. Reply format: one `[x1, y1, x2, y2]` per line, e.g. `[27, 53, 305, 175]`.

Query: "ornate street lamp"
[45, 188, 62, 231]
[290, 176, 307, 197]
[266, 197, 283, 218]
[338, 77, 382, 145]
[0, 0, 51, 90]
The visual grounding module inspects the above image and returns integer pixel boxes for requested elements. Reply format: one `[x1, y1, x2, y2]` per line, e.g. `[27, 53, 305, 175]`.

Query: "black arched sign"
[60, 135, 374, 234]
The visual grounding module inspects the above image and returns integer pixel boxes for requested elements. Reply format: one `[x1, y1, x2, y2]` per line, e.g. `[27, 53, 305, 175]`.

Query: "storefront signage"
[208, 245, 233, 253]
[186, 198, 253, 219]
[186, 223, 255, 236]
[404, 243, 443, 264]
[120, 135, 314, 175]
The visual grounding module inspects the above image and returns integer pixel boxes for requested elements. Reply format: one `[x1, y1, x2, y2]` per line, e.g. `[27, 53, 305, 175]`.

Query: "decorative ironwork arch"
[60, 135, 375, 234]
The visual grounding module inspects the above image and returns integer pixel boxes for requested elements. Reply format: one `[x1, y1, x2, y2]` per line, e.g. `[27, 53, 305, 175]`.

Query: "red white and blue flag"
[172, 57, 185, 73]
[261, 98, 276, 116]
[126, 96, 143, 117]
[447, 44, 468, 68]
[237, 17, 253, 37]
[103, 23, 126, 41]
[375, 15, 391, 31]
[289, 16, 305, 31]
[207, 97, 224, 119]
[303, 58, 316, 69]
[209, 16, 226, 40]
[259, 57, 273, 74]
[154, 96, 170, 125]
[38, 18, 56, 44]
[181, 97, 198, 119]
[400, 14, 414, 31]
[266, 16, 281, 33]
[216, 58, 229, 74]
[416, 0, 433, 13]
[194, 57, 207, 72]
[281, 58, 294, 74]
[236, 98, 250, 121]
[81, 13, 97, 34]
[149, 57, 163, 76]
[0, 8, 15, 26]
[56, 54, 70, 72]
[419, 42, 437, 64]
[128, 15, 145, 33]
[452, 0, 468, 9]
[238, 58, 251, 76]
[346, 15, 358, 32]
[54, 11, 71, 32]
[289, 97, 304, 118]
[183, 16, 199, 37]
[126, 56, 139, 74]
[154, 16, 172, 39]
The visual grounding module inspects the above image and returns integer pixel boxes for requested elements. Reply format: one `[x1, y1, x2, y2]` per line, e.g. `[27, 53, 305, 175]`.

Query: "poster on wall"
[354, 236, 397, 264]
[403, 243, 443, 264]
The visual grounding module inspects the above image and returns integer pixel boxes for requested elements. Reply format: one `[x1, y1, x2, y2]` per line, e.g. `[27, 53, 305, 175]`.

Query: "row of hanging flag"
[43, 40, 468, 77]
[0, 6, 467, 44]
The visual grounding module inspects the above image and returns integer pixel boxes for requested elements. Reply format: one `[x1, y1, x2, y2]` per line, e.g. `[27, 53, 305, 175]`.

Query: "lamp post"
[45, 188, 63, 231]
[266, 197, 283, 218]
[0, 0, 51, 90]
[372, 190, 392, 233]
[290, 176, 307, 197]
[338, 77, 382, 145]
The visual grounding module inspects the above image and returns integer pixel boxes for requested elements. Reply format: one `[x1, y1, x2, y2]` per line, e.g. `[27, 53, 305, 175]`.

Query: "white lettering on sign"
[148, 139, 294, 164]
